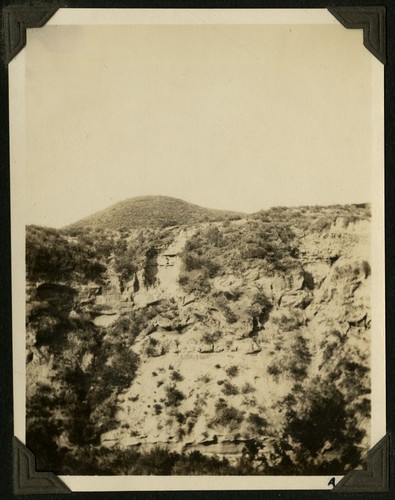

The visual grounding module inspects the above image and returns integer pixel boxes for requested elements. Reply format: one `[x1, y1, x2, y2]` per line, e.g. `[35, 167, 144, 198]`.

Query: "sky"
[25, 22, 373, 228]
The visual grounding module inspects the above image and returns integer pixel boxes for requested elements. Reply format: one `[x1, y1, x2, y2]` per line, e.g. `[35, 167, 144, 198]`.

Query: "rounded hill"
[66, 196, 245, 230]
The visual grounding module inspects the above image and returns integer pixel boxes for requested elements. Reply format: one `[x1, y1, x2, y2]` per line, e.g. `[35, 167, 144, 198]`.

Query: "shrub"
[267, 364, 281, 377]
[153, 404, 162, 415]
[355, 397, 371, 418]
[171, 371, 184, 382]
[241, 382, 255, 394]
[225, 365, 239, 378]
[132, 446, 178, 475]
[221, 381, 239, 396]
[215, 296, 238, 324]
[179, 269, 212, 295]
[205, 226, 224, 247]
[145, 337, 159, 357]
[113, 245, 137, 283]
[165, 386, 185, 407]
[249, 292, 273, 320]
[183, 253, 220, 278]
[173, 411, 186, 424]
[289, 363, 308, 381]
[241, 245, 267, 260]
[273, 313, 304, 332]
[172, 451, 235, 475]
[212, 400, 244, 429]
[292, 335, 312, 364]
[223, 308, 238, 324]
[112, 316, 132, 335]
[283, 384, 351, 457]
[247, 413, 268, 434]
[26, 225, 107, 283]
[201, 330, 222, 345]
[321, 342, 337, 364]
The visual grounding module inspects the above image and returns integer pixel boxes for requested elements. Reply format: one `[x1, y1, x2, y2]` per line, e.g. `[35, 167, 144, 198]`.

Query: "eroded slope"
[25, 203, 371, 474]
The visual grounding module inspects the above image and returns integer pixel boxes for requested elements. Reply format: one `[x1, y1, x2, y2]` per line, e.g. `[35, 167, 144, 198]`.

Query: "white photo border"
[10, 8, 385, 492]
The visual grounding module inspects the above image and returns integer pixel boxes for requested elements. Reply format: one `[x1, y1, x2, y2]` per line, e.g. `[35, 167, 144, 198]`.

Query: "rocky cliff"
[25, 202, 371, 475]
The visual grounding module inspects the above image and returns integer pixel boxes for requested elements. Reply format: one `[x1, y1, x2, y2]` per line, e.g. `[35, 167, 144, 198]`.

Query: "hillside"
[25, 202, 371, 476]
[67, 195, 244, 231]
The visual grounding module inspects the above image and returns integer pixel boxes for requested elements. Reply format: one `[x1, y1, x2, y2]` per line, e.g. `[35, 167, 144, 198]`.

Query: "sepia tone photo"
[9, 8, 385, 491]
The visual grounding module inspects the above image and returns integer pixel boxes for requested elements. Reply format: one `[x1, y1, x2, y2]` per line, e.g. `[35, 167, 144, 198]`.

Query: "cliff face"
[25, 203, 371, 474]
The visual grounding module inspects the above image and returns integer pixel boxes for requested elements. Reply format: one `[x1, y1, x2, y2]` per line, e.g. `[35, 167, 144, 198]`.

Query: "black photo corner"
[0, 0, 394, 499]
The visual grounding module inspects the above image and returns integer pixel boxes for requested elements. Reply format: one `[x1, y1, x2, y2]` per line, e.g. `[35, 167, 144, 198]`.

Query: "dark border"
[328, 6, 386, 63]
[13, 438, 72, 494]
[1, 4, 388, 64]
[2, 3, 59, 64]
[0, 1, 394, 499]
[333, 436, 389, 492]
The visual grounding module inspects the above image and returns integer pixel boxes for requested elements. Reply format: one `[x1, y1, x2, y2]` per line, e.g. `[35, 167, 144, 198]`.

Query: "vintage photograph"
[9, 8, 384, 488]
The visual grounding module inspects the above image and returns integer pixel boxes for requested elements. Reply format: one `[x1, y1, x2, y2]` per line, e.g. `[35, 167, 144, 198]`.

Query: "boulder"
[197, 344, 214, 353]
[279, 290, 312, 309]
[212, 275, 243, 294]
[232, 338, 261, 354]
[182, 294, 195, 306]
[156, 316, 173, 330]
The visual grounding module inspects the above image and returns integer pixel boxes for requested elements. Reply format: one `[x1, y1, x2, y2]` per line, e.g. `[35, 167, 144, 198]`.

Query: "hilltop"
[67, 195, 245, 231]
